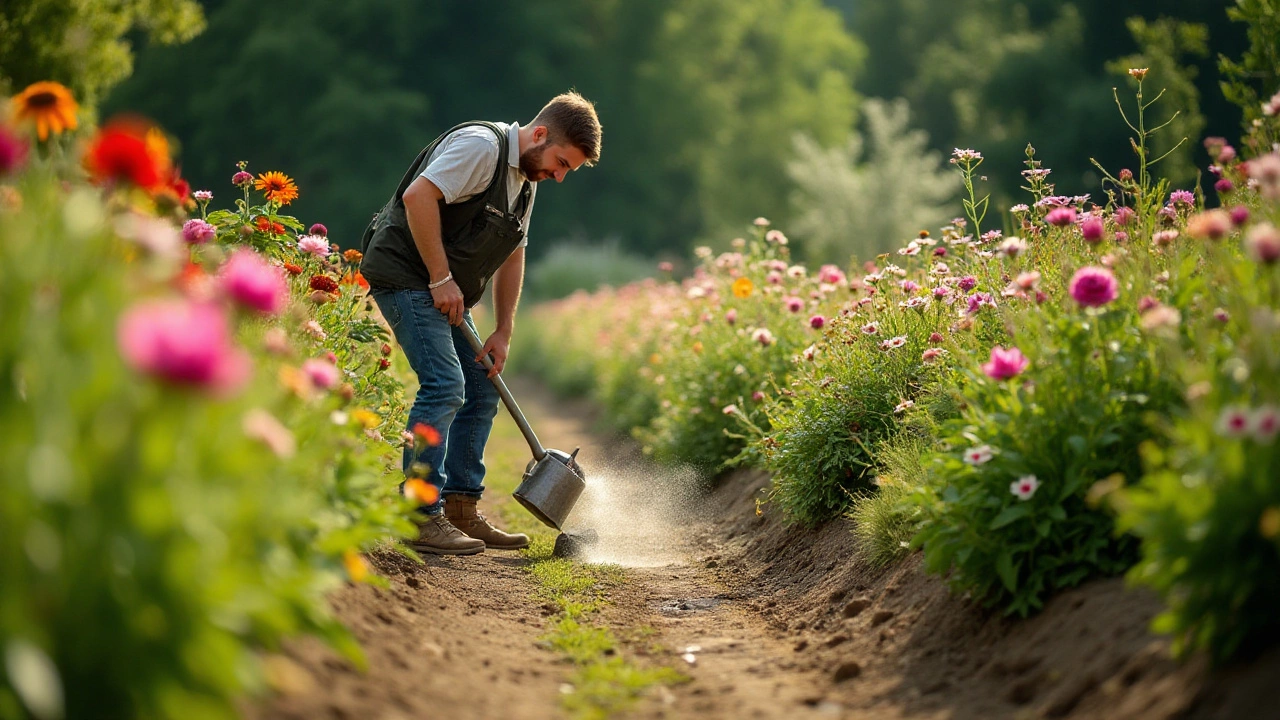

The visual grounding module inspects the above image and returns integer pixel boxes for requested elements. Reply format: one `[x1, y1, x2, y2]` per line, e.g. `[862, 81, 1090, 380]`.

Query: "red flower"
[341, 270, 369, 289]
[309, 275, 340, 294]
[271, 221, 285, 235]
[413, 422, 442, 447]
[282, 263, 303, 276]
[255, 216, 270, 232]
[378, 357, 391, 370]
[83, 117, 170, 192]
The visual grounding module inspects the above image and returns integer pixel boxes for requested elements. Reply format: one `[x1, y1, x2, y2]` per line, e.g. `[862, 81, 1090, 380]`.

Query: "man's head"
[520, 91, 602, 183]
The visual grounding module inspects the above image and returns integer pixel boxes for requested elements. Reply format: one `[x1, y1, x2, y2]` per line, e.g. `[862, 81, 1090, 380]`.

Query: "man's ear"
[532, 125, 548, 144]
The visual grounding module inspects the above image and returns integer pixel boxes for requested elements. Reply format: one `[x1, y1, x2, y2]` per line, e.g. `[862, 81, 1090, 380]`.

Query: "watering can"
[459, 322, 586, 529]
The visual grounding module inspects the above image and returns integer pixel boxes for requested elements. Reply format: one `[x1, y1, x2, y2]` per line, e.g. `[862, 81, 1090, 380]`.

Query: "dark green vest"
[359, 122, 532, 307]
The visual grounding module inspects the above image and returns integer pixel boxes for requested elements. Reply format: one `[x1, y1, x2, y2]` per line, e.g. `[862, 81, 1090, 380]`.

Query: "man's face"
[520, 130, 588, 183]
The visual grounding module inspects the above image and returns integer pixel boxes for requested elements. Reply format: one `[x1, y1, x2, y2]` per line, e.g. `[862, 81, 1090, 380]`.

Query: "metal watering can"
[460, 323, 586, 530]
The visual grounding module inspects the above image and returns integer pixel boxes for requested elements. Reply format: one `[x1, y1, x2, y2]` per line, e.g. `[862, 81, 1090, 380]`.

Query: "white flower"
[887, 335, 907, 348]
[893, 400, 914, 414]
[1252, 405, 1279, 443]
[787, 265, 806, 278]
[1216, 405, 1253, 438]
[863, 273, 882, 284]
[193, 190, 213, 201]
[694, 246, 713, 259]
[1010, 475, 1040, 501]
[802, 344, 818, 361]
[964, 445, 994, 465]
[861, 321, 879, 335]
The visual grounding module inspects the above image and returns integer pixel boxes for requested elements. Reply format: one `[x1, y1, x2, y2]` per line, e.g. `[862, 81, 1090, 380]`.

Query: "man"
[360, 92, 602, 555]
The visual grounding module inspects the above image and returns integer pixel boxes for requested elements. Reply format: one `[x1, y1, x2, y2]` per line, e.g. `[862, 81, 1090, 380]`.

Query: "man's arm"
[478, 246, 525, 377]
[402, 176, 465, 325]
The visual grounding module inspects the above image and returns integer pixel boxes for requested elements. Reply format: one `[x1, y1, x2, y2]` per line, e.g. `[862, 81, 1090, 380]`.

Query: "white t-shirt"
[419, 121, 536, 248]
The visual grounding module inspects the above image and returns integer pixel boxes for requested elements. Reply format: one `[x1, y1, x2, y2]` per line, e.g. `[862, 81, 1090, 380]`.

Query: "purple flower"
[1068, 266, 1118, 307]
[1229, 205, 1249, 226]
[966, 292, 996, 315]
[982, 345, 1030, 380]
[1215, 178, 1234, 194]
[1080, 216, 1105, 242]
[899, 280, 919, 293]
[958, 275, 977, 292]
[232, 171, 253, 187]
[182, 218, 216, 245]
[1045, 207, 1077, 226]
[809, 314, 826, 329]
[1169, 189, 1195, 206]
[309, 223, 328, 237]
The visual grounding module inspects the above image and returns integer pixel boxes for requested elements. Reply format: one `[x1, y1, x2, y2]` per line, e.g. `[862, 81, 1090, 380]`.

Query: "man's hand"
[432, 278, 465, 326]
[477, 328, 512, 378]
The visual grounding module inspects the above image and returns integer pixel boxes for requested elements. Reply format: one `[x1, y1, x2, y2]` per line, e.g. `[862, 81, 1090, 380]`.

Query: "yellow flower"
[11, 81, 79, 141]
[649, 353, 662, 365]
[692, 341, 703, 354]
[351, 409, 380, 430]
[404, 478, 440, 506]
[254, 171, 299, 205]
[343, 550, 368, 583]
[732, 277, 754, 299]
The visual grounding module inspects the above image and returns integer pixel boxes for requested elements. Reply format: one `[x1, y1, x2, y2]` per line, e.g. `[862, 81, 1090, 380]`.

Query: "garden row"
[1, 87, 420, 719]
[515, 74, 1280, 666]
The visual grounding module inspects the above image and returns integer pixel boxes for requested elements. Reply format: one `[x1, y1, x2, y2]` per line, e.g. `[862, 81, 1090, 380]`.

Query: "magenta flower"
[1215, 178, 1234, 194]
[193, 190, 213, 202]
[309, 222, 328, 237]
[921, 347, 944, 364]
[1113, 207, 1135, 226]
[301, 358, 341, 390]
[182, 218, 216, 245]
[1230, 206, 1249, 226]
[1068, 266, 1118, 307]
[784, 296, 804, 313]
[232, 171, 253, 187]
[1080, 216, 1105, 242]
[1045, 207, 1077, 227]
[1169, 189, 1195, 206]
[219, 248, 288, 315]
[297, 235, 330, 257]
[0, 125, 28, 176]
[809, 314, 826, 329]
[958, 275, 977, 292]
[966, 292, 996, 315]
[117, 299, 250, 394]
[982, 346, 1029, 380]
[900, 280, 919, 293]
[818, 264, 846, 284]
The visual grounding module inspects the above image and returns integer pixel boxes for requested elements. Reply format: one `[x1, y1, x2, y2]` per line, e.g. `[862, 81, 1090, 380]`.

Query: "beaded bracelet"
[428, 272, 453, 290]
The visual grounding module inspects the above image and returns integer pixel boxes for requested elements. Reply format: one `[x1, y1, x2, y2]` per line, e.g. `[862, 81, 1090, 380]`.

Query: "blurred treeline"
[2, 0, 1258, 266]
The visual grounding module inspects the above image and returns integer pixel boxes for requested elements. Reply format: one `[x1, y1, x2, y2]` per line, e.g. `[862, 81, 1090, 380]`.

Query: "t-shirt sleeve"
[419, 132, 500, 204]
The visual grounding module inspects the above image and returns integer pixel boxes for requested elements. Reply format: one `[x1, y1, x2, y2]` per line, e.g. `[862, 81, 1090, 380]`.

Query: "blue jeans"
[370, 289, 500, 515]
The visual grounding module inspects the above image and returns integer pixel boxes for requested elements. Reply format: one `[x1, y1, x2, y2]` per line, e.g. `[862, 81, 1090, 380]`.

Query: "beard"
[519, 146, 550, 182]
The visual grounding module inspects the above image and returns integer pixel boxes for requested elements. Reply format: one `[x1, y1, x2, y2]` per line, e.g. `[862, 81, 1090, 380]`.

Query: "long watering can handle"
[458, 321, 547, 461]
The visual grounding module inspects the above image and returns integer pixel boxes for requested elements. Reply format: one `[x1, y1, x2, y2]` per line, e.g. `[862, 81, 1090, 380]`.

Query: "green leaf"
[1067, 435, 1087, 456]
[996, 551, 1018, 593]
[990, 504, 1031, 529]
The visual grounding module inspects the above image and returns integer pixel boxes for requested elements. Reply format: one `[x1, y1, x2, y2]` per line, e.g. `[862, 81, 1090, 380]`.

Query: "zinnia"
[1068, 266, 1118, 307]
[255, 171, 299, 205]
[982, 346, 1029, 380]
[117, 299, 250, 393]
[182, 218, 216, 245]
[83, 118, 170, 192]
[1045, 207, 1077, 227]
[731, 277, 754, 298]
[220, 248, 288, 315]
[1080, 217, 1105, 242]
[298, 235, 331, 257]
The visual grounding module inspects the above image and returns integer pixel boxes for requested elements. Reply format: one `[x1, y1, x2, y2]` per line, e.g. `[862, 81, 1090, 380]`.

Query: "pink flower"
[1045, 207, 1077, 227]
[809, 314, 826, 329]
[1152, 230, 1179, 246]
[752, 391, 766, 402]
[303, 319, 327, 340]
[297, 235, 330, 257]
[0, 125, 29, 176]
[1169, 189, 1195, 206]
[193, 190, 213, 201]
[182, 218, 216, 245]
[818, 264, 846, 284]
[1068, 266, 1118, 307]
[929, 332, 944, 343]
[751, 328, 775, 347]
[1080, 217, 1105, 242]
[922, 347, 944, 363]
[301, 357, 341, 390]
[999, 237, 1028, 256]
[232, 170, 253, 187]
[1015, 272, 1040, 290]
[1215, 178, 1234, 194]
[899, 280, 919, 293]
[784, 296, 804, 313]
[982, 346, 1029, 380]
[1229, 206, 1249, 226]
[1010, 475, 1040, 501]
[1186, 210, 1232, 240]
[219, 248, 288, 315]
[860, 321, 879, 335]
[765, 229, 788, 245]
[966, 292, 996, 315]
[722, 404, 739, 416]
[753, 217, 770, 227]
[1137, 295, 1160, 313]
[725, 308, 738, 325]
[1213, 308, 1230, 323]
[963, 445, 994, 465]
[657, 261, 674, 273]
[243, 408, 296, 458]
[1253, 405, 1279, 443]
[958, 275, 977, 292]
[1246, 223, 1280, 264]
[1113, 207, 1135, 226]
[117, 299, 250, 393]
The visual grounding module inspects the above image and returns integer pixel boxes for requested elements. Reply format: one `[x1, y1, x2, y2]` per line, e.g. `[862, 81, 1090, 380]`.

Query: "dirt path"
[251, 376, 1278, 720]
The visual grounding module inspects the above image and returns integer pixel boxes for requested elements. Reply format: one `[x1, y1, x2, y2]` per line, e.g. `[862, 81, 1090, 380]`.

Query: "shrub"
[524, 239, 655, 302]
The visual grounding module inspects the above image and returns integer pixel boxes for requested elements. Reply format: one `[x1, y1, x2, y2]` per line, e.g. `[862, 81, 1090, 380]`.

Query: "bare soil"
[251, 377, 1279, 719]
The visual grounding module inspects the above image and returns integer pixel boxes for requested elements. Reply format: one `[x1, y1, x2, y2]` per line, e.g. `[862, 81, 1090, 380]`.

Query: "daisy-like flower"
[863, 273, 882, 284]
[1009, 203, 1030, 213]
[787, 265, 806, 279]
[1216, 405, 1252, 438]
[900, 296, 930, 310]
[921, 347, 945, 363]
[893, 400, 914, 414]
[751, 328, 775, 347]
[1253, 405, 1279, 443]
[963, 445, 994, 465]
[898, 242, 921, 256]
[255, 171, 299, 205]
[11, 81, 79, 141]
[1010, 475, 1040, 501]
[998, 236, 1027, 257]
[753, 217, 770, 227]
[731, 277, 754, 298]
[861, 321, 879, 335]
[765, 229, 788, 245]
[884, 335, 907, 350]
[193, 190, 213, 201]
[1128, 68, 1148, 80]
[801, 344, 818, 361]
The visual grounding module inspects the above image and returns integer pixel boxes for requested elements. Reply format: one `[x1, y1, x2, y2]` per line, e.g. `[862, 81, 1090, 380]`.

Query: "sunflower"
[11, 81, 79, 141]
[254, 171, 299, 205]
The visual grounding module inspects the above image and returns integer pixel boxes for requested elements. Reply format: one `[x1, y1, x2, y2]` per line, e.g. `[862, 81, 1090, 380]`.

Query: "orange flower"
[254, 171, 299, 205]
[412, 422, 442, 447]
[404, 478, 440, 506]
[343, 249, 363, 263]
[83, 117, 171, 192]
[11, 81, 79, 141]
[342, 550, 368, 582]
[341, 270, 369, 289]
[732, 277, 754, 298]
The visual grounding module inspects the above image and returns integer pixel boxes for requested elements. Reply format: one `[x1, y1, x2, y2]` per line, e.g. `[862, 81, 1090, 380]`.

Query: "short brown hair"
[532, 91, 602, 165]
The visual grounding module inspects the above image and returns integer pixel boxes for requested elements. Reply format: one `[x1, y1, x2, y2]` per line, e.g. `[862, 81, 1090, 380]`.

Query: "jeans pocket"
[373, 290, 403, 327]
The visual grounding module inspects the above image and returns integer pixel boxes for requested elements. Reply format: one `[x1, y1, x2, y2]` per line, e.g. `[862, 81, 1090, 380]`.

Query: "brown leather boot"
[408, 515, 485, 556]
[444, 495, 529, 550]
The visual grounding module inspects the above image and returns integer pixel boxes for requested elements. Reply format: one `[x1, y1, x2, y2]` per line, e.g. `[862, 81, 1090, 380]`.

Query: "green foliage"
[788, 98, 961, 264]
[524, 240, 655, 302]
[0, 0, 204, 103]
[0, 159, 412, 718]
[849, 434, 931, 569]
[1218, 0, 1280, 126]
